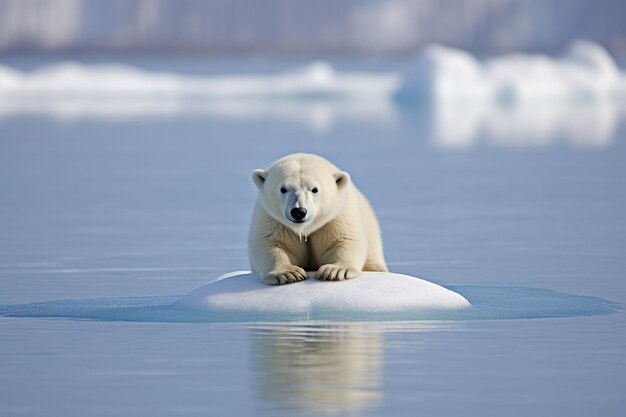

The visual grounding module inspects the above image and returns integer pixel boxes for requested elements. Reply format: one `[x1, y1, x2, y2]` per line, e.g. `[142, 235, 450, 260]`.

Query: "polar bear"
[249, 153, 388, 285]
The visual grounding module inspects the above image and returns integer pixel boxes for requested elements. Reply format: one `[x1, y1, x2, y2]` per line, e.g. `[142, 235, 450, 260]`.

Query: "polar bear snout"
[283, 190, 313, 224]
[290, 207, 308, 223]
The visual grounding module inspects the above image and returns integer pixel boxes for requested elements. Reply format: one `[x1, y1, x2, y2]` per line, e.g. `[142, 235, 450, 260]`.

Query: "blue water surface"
[1, 57, 626, 417]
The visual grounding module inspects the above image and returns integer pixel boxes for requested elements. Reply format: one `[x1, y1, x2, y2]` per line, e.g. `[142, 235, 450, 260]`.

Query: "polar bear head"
[252, 154, 351, 236]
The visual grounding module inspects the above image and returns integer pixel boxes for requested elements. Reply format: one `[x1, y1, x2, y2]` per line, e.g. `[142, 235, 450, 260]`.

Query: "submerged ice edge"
[1, 40, 625, 103]
[0, 286, 620, 323]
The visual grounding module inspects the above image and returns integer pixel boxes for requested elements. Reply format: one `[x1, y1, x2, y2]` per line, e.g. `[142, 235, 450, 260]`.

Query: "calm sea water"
[1, 58, 625, 416]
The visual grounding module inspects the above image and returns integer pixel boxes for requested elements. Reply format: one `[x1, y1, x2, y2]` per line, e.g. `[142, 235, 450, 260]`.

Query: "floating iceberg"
[396, 40, 626, 103]
[176, 271, 471, 317]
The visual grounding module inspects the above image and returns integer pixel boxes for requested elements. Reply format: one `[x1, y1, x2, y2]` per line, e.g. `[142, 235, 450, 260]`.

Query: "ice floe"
[177, 271, 471, 316]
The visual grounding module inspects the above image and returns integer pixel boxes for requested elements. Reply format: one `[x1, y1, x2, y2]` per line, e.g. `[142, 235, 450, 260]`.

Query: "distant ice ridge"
[396, 40, 626, 103]
[1, 40, 625, 103]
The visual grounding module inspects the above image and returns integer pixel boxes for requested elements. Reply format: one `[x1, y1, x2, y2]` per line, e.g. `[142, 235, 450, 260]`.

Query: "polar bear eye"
[312, 187, 318, 194]
[280, 187, 287, 194]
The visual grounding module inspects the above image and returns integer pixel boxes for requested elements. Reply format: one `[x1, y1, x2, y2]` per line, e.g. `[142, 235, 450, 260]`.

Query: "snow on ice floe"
[176, 271, 471, 316]
[1, 40, 625, 104]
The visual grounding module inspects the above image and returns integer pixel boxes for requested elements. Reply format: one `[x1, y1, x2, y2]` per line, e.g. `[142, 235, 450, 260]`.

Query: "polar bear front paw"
[315, 264, 360, 281]
[263, 266, 308, 285]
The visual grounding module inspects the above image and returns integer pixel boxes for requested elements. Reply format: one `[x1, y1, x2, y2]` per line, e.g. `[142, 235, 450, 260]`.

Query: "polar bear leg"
[357, 191, 388, 272]
[310, 205, 368, 281]
[253, 244, 308, 285]
[249, 204, 309, 285]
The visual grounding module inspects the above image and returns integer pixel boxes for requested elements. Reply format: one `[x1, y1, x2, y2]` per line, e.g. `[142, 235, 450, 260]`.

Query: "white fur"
[249, 153, 388, 285]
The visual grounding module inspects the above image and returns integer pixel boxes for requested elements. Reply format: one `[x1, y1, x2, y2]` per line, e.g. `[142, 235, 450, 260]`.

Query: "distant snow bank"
[176, 271, 471, 316]
[0, 60, 398, 97]
[1, 40, 625, 102]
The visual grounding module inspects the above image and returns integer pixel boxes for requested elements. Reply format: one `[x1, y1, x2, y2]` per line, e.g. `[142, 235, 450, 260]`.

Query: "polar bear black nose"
[290, 207, 307, 221]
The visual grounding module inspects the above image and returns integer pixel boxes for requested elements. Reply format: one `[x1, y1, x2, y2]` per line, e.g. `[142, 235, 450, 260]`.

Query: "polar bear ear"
[252, 169, 268, 189]
[333, 171, 351, 190]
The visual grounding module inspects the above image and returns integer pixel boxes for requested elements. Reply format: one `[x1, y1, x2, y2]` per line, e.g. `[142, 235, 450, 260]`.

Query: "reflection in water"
[251, 324, 383, 416]
[1, 95, 624, 147]
[431, 101, 624, 148]
[0, 97, 397, 133]
[249, 322, 456, 416]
